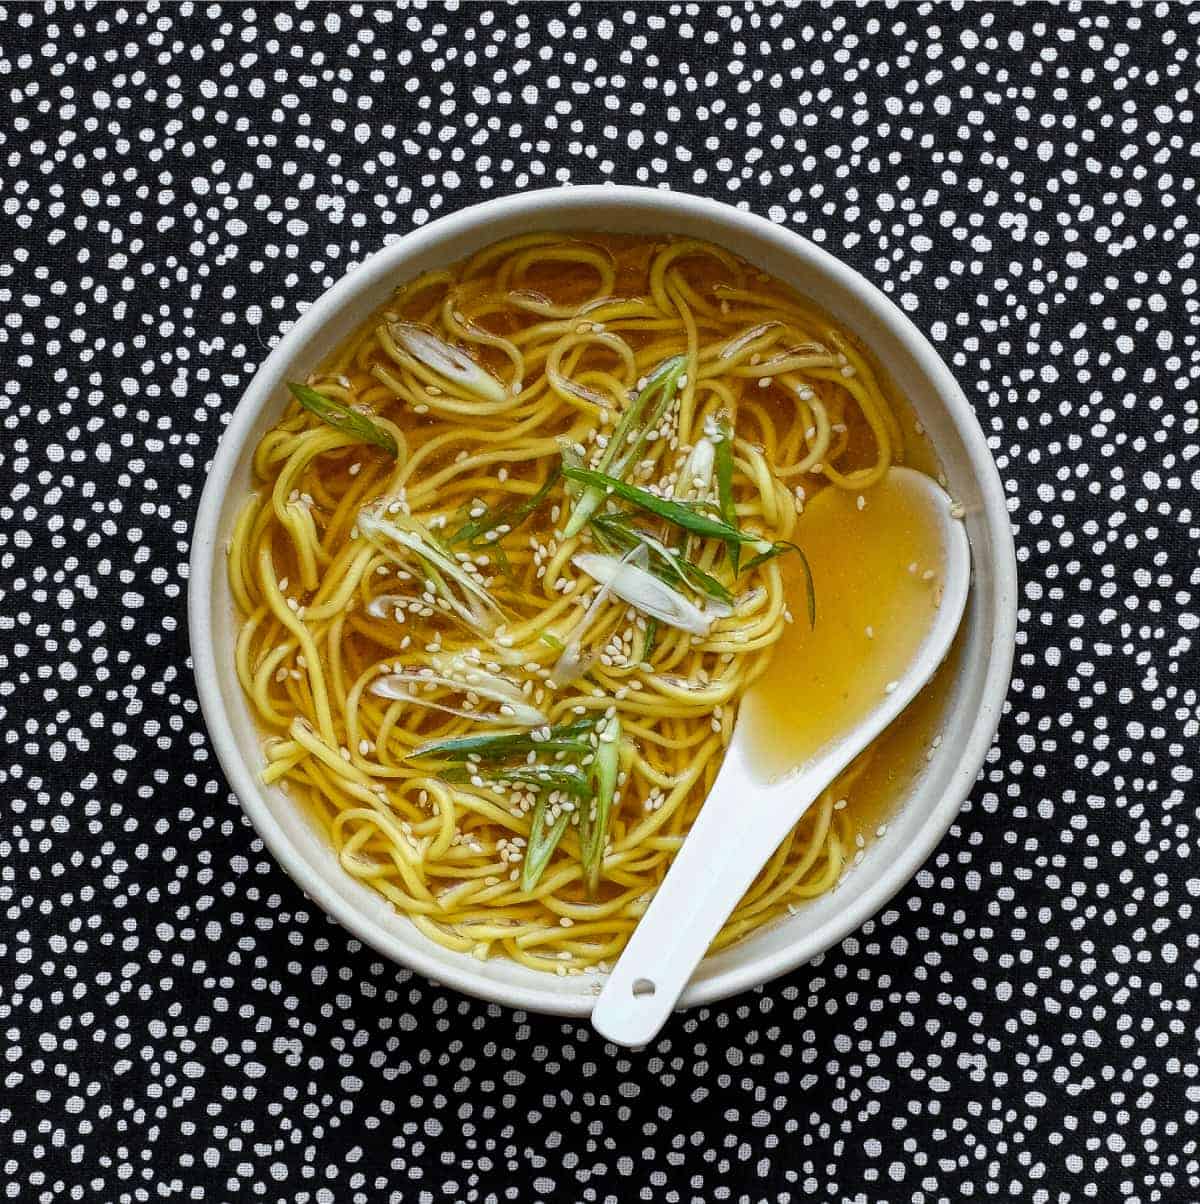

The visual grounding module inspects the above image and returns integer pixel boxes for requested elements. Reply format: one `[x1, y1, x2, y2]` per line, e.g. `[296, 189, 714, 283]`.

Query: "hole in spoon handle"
[592, 958, 683, 1048]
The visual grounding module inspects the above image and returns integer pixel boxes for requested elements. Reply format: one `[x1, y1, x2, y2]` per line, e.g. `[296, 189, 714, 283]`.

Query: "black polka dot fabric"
[2, 5, 1197, 1202]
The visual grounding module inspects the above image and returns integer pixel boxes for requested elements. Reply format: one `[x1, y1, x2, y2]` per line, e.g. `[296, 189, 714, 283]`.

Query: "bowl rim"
[188, 184, 1017, 1017]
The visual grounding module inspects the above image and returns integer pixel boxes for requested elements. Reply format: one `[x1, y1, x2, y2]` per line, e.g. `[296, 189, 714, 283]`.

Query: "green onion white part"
[370, 668, 548, 727]
[357, 507, 504, 635]
[589, 516, 733, 605]
[551, 544, 650, 686]
[388, 321, 509, 404]
[572, 552, 732, 636]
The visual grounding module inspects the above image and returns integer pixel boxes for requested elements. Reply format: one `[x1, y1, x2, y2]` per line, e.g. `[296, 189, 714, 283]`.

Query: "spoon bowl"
[591, 467, 972, 1047]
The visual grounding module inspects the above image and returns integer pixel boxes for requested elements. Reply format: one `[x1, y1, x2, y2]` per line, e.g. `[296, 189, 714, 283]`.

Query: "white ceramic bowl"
[189, 186, 1017, 1017]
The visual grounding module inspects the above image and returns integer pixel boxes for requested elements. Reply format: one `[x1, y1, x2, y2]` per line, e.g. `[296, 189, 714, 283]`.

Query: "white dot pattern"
[1, 5, 1198, 1201]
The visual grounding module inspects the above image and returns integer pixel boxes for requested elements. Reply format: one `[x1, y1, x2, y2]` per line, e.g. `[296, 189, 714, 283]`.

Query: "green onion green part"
[563, 355, 686, 537]
[411, 714, 625, 894]
[288, 381, 398, 458]
[714, 417, 740, 573]
[742, 541, 816, 627]
[579, 715, 621, 896]
[642, 617, 659, 661]
[562, 464, 770, 550]
[408, 720, 594, 763]
[448, 463, 562, 548]
[591, 513, 734, 605]
[521, 796, 573, 893]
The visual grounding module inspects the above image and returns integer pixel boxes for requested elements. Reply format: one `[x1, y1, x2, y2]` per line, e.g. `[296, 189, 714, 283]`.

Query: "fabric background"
[2, 3, 1198, 1202]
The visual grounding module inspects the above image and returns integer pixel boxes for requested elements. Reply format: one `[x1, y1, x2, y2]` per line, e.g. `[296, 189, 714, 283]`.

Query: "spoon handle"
[591, 750, 818, 1047]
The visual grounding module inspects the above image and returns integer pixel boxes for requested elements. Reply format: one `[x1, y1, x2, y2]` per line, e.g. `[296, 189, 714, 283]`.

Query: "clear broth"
[304, 234, 956, 852]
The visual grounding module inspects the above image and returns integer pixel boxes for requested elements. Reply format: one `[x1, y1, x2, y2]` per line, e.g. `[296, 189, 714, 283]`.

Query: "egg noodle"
[228, 233, 905, 976]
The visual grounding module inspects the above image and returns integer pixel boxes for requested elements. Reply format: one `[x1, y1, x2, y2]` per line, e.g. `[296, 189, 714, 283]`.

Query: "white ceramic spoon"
[591, 467, 972, 1047]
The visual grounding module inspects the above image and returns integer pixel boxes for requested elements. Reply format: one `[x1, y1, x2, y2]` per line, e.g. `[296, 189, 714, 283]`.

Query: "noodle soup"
[228, 233, 949, 975]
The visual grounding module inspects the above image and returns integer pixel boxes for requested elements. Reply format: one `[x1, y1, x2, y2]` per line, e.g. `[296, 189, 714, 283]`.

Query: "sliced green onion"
[642, 617, 659, 661]
[357, 507, 504, 634]
[714, 417, 740, 573]
[408, 720, 594, 763]
[742, 541, 816, 627]
[563, 354, 686, 537]
[579, 715, 621, 897]
[676, 437, 715, 498]
[572, 552, 731, 635]
[448, 463, 561, 547]
[556, 436, 586, 501]
[388, 322, 508, 404]
[562, 465, 771, 551]
[520, 795, 572, 892]
[416, 709, 628, 895]
[288, 382, 398, 457]
[551, 544, 649, 687]
[591, 514, 733, 606]
[371, 669, 548, 727]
